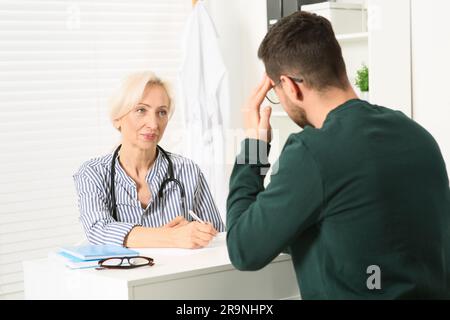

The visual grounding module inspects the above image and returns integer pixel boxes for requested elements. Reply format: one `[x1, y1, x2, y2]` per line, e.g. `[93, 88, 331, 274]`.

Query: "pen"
[188, 210, 205, 224]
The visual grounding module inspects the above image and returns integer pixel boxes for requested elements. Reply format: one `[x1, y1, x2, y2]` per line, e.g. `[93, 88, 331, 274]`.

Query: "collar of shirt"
[113, 148, 169, 200]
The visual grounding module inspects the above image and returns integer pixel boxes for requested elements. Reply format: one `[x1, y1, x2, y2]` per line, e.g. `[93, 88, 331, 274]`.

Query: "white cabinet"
[369, 0, 450, 169]
[410, 0, 450, 169]
[359, 0, 450, 169]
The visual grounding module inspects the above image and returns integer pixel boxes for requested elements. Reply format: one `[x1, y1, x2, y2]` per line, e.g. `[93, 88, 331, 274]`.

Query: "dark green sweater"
[227, 99, 450, 299]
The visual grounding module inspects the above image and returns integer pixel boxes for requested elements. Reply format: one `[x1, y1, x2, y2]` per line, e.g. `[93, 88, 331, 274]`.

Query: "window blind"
[0, 0, 191, 299]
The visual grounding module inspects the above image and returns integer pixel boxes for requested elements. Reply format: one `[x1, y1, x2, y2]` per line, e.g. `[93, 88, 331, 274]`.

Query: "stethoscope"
[110, 144, 186, 221]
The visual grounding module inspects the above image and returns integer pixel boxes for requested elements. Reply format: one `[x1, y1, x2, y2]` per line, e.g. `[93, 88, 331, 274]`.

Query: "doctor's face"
[117, 85, 170, 150]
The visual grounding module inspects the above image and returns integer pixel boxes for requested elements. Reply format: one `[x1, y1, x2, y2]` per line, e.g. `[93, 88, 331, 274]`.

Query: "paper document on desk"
[137, 232, 226, 257]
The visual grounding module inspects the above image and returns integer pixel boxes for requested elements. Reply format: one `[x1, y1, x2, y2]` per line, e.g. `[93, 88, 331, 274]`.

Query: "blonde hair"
[109, 71, 174, 130]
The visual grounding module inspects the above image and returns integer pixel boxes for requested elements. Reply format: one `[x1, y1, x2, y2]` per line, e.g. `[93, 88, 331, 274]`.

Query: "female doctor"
[73, 71, 225, 248]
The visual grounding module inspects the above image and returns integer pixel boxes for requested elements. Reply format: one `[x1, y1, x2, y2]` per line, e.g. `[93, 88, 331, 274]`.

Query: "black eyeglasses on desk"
[96, 256, 154, 270]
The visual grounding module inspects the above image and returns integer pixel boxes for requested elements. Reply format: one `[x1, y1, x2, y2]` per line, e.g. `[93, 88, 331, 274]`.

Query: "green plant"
[355, 64, 369, 92]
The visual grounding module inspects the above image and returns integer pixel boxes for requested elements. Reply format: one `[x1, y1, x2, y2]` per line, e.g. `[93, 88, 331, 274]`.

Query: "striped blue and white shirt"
[73, 149, 225, 246]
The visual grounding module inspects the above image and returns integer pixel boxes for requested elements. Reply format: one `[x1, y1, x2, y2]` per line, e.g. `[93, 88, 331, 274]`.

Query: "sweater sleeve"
[226, 137, 323, 270]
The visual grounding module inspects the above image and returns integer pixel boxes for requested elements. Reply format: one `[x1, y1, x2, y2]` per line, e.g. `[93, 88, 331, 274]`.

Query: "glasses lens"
[266, 88, 280, 104]
[100, 258, 123, 267]
[129, 257, 151, 266]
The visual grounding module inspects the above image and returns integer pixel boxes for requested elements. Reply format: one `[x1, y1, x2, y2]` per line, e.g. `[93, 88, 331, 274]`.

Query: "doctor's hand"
[243, 74, 273, 143]
[170, 221, 218, 249]
[162, 216, 189, 229]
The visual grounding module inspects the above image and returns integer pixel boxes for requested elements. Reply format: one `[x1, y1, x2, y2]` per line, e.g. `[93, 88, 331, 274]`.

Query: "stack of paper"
[49, 244, 139, 269]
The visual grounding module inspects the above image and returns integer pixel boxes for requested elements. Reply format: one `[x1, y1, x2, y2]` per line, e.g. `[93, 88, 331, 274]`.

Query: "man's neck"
[307, 87, 358, 129]
[118, 143, 157, 180]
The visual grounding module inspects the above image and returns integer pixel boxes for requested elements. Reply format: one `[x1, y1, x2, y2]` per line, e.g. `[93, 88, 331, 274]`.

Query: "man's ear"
[280, 75, 303, 103]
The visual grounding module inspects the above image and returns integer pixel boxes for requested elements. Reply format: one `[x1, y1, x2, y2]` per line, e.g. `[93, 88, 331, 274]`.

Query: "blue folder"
[59, 244, 139, 261]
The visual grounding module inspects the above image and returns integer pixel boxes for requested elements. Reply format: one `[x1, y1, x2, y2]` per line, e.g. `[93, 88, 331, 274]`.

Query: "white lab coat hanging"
[178, 1, 230, 220]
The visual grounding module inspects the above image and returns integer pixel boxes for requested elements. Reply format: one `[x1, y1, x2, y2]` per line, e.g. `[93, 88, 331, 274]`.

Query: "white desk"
[23, 233, 300, 300]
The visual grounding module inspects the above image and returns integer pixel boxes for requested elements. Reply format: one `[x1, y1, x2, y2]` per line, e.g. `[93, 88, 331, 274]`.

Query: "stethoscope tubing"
[110, 144, 186, 221]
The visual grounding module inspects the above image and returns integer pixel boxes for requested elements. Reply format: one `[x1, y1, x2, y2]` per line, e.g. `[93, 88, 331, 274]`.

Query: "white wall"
[411, 0, 450, 169]
[205, 0, 302, 167]
[205, 0, 267, 130]
[205, 0, 290, 173]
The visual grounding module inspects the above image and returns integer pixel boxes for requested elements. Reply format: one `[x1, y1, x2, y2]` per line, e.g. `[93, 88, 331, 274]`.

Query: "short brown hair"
[258, 11, 348, 91]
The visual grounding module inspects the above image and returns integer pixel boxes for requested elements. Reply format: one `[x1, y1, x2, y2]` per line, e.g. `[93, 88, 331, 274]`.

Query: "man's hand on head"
[242, 74, 273, 143]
